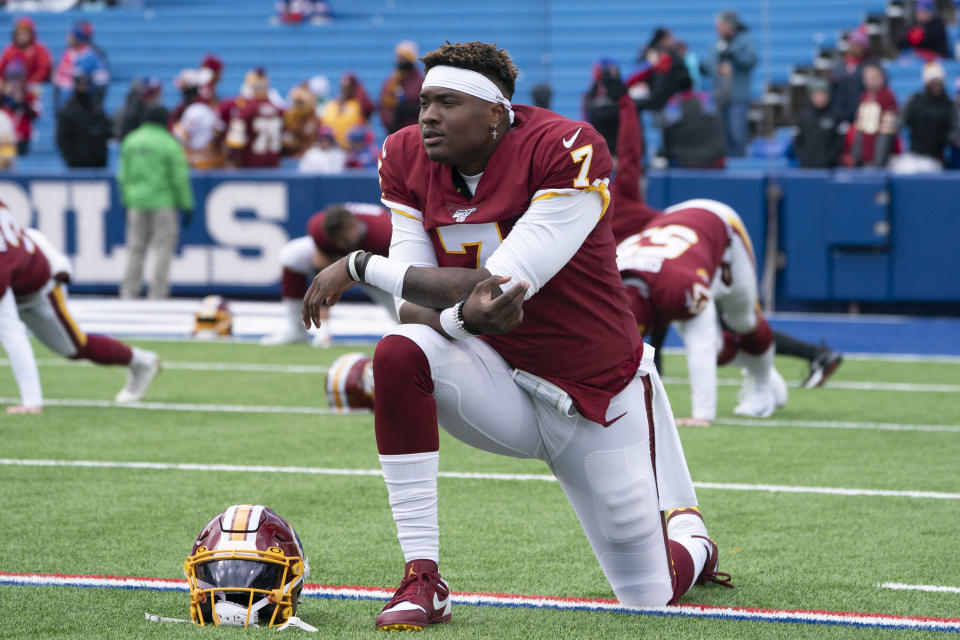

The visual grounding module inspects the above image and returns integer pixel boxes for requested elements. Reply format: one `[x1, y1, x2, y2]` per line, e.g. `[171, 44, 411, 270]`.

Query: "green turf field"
[2, 339, 959, 638]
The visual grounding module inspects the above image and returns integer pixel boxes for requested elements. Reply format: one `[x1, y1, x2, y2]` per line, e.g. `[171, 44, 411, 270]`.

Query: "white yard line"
[3, 397, 958, 433]
[879, 582, 960, 594]
[4, 358, 958, 392]
[3, 458, 959, 500]
[662, 377, 960, 393]
[712, 418, 960, 433]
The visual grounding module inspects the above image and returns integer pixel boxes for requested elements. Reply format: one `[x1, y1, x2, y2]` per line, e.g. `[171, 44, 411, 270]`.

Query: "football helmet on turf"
[325, 352, 374, 412]
[193, 295, 233, 338]
[184, 505, 309, 628]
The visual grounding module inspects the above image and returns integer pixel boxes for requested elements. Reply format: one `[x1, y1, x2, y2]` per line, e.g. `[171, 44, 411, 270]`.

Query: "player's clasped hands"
[461, 275, 529, 335]
[301, 257, 354, 329]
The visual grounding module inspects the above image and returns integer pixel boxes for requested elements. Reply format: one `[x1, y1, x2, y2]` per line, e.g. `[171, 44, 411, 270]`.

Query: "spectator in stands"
[77, 21, 109, 80]
[900, 62, 959, 165]
[308, 74, 330, 113]
[299, 124, 345, 173]
[1, 59, 39, 155]
[584, 58, 626, 156]
[628, 28, 693, 113]
[169, 67, 210, 129]
[0, 17, 51, 98]
[702, 10, 757, 156]
[842, 62, 900, 167]
[283, 84, 318, 157]
[199, 54, 223, 104]
[378, 40, 424, 135]
[56, 67, 111, 168]
[171, 70, 224, 170]
[662, 92, 727, 168]
[951, 78, 960, 169]
[793, 77, 848, 168]
[225, 69, 285, 168]
[531, 83, 552, 109]
[898, 0, 950, 60]
[299, 124, 345, 174]
[275, 0, 331, 24]
[114, 76, 161, 141]
[321, 72, 374, 150]
[832, 26, 876, 123]
[0, 108, 17, 169]
[118, 104, 194, 299]
[344, 123, 378, 169]
[52, 22, 109, 111]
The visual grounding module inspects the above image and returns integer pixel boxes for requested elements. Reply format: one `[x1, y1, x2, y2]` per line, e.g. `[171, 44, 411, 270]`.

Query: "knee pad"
[584, 445, 661, 544]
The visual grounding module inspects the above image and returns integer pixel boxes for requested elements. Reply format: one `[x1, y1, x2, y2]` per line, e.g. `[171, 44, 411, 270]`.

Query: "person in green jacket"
[117, 104, 194, 298]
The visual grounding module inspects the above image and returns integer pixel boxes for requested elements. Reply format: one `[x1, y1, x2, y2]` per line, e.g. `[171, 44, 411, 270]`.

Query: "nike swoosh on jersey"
[433, 593, 450, 610]
[562, 127, 582, 148]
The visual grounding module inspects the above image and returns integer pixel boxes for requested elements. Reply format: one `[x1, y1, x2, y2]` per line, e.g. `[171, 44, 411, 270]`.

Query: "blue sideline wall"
[1, 169, 957, 305]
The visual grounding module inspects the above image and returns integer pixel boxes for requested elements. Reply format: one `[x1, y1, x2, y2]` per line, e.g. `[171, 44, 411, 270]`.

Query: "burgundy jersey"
[225, 97, 284, 168]
[0, 205, 50, 298]
[617, 206, 731, 331]
[379, 104, 643, 425]
[306, 203, 392, 258]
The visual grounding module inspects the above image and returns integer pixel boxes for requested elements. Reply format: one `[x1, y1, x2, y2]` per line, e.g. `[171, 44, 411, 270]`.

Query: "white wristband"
[439, 305, 474, 340]
[345, 250, 362, 282]
[362, 255, 410, 298]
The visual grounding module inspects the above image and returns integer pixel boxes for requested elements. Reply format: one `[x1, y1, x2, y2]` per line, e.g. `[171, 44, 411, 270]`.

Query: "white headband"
[422, 65, 515, 124]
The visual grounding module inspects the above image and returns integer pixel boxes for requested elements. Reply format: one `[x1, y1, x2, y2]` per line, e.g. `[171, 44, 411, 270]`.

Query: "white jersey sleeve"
[673, 300, 720, 422]
[386, 207, 438, 316]
[484, 188, 603, 300]
[0, 288, 42, 407]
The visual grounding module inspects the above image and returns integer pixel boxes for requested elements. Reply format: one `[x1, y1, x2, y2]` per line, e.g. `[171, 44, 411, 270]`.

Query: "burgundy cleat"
[375, 559, 452, 631]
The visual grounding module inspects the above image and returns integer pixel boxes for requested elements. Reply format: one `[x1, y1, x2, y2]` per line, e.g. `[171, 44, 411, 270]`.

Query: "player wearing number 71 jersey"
[616, 199, 788, 425]
[302, 41, 731, 632]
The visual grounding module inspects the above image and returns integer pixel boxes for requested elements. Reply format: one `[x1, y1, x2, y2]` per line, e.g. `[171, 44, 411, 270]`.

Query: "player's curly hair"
[421, 41, 519, 99]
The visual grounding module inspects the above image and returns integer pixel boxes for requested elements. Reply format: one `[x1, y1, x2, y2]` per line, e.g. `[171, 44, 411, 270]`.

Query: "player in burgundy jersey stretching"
[302, 42, 731, 631]
[0, 204, 159, 413]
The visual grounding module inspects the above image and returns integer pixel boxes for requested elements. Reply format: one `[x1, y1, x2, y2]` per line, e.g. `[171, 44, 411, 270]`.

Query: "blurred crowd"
[0, 13, 423, 174]
[582, 0, 960, 171]
[2, 1, 960, 173]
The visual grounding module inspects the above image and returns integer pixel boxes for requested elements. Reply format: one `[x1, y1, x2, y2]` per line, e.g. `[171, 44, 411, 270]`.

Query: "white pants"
[385, 323, 698, 606]
[279, 235, 398, 319]
[16, 280, 86, 358]
[669, 199, 769, 420]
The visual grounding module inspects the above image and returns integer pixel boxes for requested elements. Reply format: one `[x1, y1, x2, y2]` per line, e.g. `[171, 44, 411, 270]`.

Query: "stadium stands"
[5, 0, 958, 170]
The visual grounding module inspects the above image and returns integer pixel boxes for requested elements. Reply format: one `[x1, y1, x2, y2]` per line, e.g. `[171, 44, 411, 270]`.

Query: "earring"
[491, 127, 498, 140]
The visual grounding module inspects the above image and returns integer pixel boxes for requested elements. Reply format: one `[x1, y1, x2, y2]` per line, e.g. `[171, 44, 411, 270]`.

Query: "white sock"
[738, 343, 774, 386]
[379, 451, 440, 564]
[667, 512, 711, 592]
[282, 298, 308, 334]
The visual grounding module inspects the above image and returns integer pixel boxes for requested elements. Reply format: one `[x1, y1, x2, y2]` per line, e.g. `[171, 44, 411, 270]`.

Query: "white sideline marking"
[879, 582, 960, 594]
[662, 376, 960, 393]
[4, 358, 957, 392]
[2, 397, 958, 433]
[3, 458, 959, 500]
[6, 572, 960, 633]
